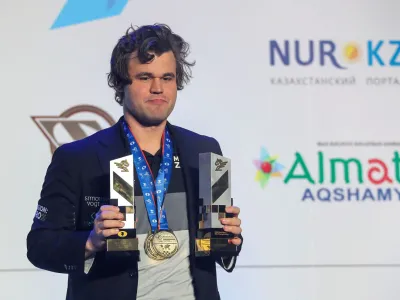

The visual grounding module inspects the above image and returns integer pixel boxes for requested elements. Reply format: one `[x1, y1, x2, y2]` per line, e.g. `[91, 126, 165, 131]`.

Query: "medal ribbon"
[122, 120, 173, 233]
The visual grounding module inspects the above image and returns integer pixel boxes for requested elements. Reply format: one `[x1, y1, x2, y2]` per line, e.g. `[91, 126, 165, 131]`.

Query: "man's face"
[123, 50, 177, 127]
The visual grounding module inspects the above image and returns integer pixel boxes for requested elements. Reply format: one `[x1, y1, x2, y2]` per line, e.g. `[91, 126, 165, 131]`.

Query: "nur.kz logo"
[51, 0, 129, 29]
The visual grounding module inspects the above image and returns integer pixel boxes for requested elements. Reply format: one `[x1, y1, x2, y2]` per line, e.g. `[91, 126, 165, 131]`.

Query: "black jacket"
[27, 118, 242, 300]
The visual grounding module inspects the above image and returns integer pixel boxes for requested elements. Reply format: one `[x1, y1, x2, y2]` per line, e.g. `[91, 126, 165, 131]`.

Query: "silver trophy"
[106, 155, 138, 252]
[196, 152, 237, 257]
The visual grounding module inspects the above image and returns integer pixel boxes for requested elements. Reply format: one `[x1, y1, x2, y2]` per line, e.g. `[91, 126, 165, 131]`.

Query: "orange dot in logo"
[343, 43, 360, 62]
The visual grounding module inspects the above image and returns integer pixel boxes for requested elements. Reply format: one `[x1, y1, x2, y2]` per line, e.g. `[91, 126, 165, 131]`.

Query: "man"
[27, 24, 243, 300]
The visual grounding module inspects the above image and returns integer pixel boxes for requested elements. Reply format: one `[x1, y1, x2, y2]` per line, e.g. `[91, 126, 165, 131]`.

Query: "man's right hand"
[85, 205, 125, 258]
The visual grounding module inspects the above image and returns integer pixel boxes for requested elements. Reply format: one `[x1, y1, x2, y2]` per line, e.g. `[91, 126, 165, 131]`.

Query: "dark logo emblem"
[114, 159, 129, 172]
[215, 159, 228, 171]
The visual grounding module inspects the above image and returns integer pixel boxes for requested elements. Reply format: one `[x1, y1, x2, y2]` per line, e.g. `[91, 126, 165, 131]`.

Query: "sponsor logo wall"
[1, 1, 399, 299]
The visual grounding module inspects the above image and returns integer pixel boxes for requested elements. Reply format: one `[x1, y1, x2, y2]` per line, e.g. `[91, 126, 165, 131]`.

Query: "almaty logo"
[253, 147, 285, 188]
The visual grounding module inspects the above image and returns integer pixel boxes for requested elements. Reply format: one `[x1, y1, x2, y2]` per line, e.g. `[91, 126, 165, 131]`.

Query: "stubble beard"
[125, 104, 171, 127]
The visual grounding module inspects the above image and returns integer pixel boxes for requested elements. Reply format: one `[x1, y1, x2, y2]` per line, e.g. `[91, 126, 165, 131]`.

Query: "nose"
[150, 78, 163, 94]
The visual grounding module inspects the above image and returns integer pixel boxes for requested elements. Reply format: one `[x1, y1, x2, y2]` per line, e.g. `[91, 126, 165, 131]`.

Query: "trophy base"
[106, 228, 139, 252]
[195, 228, 238, 257]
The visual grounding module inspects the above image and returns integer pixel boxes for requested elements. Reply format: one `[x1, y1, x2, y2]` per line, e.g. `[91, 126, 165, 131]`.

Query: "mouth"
[147, 98, 167, 105]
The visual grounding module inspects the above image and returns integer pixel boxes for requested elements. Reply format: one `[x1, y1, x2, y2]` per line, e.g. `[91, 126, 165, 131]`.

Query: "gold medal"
[152, 230, 179, 259]
[144, 232, 164, 260]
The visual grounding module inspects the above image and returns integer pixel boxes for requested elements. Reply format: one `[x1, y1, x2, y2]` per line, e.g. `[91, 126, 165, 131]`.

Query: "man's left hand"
[221, 206, 242, 246]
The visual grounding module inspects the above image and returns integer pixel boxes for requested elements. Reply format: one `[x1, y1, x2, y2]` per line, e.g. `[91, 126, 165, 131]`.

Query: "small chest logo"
[173, 156, 180, 168]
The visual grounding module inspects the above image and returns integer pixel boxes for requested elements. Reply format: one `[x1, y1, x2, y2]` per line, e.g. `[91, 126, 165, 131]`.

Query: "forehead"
[128, 51, 176, 74]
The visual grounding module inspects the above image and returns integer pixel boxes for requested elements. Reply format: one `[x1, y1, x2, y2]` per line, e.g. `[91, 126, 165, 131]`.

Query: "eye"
[139, 76, 150, 81]
[163, 76, 173, 81]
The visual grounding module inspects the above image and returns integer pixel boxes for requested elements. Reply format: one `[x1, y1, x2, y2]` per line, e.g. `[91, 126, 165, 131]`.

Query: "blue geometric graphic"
[51, 0, 129, 30]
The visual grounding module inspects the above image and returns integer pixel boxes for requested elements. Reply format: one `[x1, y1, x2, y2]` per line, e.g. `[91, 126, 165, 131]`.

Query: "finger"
[100, 205, 120, 212]
[225, 206, 240, 216]
[96, 206, 119, 220]
[101, 228, 120, 238]
[98, 211, 124, 221]
[229, 237, 242, 246]
[220, 217, 241, 226]
[98, 220, 125, 230]
[223, 225, 242, 235]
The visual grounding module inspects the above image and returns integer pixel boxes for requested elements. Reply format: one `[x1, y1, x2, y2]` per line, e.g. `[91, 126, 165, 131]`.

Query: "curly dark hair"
[107, 23, 196, 105]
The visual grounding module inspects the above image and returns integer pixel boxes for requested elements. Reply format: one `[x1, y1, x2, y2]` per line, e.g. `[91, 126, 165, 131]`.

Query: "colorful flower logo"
[253, 147, 285, 188]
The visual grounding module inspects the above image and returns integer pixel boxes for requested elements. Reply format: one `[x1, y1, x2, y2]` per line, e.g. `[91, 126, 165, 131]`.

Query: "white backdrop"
[1, 0, 400, 299]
